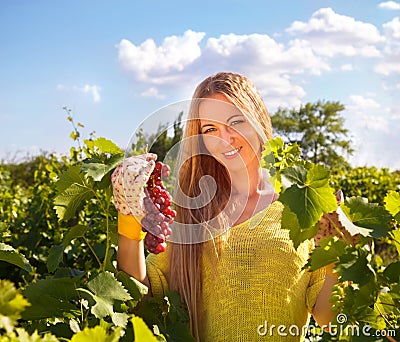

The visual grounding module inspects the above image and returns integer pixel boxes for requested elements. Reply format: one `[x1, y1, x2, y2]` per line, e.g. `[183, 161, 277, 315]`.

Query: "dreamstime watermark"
[257, 314, 397, 338]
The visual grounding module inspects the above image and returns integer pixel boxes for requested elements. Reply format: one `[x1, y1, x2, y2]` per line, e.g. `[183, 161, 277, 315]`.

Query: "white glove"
[111, 153, 157, 216]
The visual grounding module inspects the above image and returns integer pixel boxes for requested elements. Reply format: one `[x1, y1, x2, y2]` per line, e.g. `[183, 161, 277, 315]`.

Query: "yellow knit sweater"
[146, 201, 326, 341]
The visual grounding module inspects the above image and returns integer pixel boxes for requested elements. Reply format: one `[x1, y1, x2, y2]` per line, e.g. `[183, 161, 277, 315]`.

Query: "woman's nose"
[219, 126, 235, 145]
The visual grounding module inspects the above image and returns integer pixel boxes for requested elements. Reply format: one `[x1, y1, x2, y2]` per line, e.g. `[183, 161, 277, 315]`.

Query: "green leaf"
[279, 164, 337, 229]
[280, 205, 318, 248]
[384, 190, 400, 223]
[0, 243, 32, 272]
[390, 229, 400, 255]
[84, 137, 123, 155]
[281, 164, 307, 187]
[116, 270, 148, 303]
[53, 166, 95, 221]
[305, 237, 347, 271]
[339, 249, 374, 285]
[77, 272, 132, 327]
[87, 271, 132, 302]
[47, 244, 64, 273]
[47, 225, 89, 273]
[70, 325, 121, 342]
[382, 261, 400, 283]
[0, 280, 30, 333]
[22, 275, 83, 320]
[132, 316, 159, 342]
[341, 197, 392, 238]
[13, 328, 60, 342]
[81, 154, 123, 182]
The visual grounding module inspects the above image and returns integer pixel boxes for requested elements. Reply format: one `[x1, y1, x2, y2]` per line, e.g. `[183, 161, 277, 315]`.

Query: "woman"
[114, 72, 338, 341]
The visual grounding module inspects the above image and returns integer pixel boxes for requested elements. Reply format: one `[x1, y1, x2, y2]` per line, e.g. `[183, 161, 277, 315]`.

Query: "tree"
[270, 100, 353, 169]
[148, 111, 184, 161]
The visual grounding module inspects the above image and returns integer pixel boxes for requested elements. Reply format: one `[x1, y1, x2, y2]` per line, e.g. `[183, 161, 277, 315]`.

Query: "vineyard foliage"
[0, 120, 399, 340]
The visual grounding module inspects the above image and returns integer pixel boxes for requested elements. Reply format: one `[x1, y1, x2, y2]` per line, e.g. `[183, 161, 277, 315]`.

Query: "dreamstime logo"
[257, 314, 397, 338]
[123, 98, 276, 244]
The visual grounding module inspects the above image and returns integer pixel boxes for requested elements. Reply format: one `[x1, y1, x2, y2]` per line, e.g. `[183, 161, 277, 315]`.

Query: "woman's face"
[198, 93, 262, 173]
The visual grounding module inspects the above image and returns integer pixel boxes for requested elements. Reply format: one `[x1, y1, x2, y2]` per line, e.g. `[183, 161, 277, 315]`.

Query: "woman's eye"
[202, 127, 216, 134]
[231, 119, 245, 126]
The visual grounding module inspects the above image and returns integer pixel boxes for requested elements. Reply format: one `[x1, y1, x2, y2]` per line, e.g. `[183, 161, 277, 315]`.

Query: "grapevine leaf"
[279, 164, 337, 229]
[0, 280, 30, 333]
[81, 154, 123, 182]
[281, 205, 318, 248]
[343, 279, 379, 318]
[47, 225, 89, 273]
[384, 190, 400, 224]
[280, 164, 307, 187]
[14, 328, 60, 342]
[54, 166, 95, 221]
[84, 137, 123, 155]
[341, 197, 392, 238]
[336, 205, 372, 237]
[77, 272, 132, 327]
[47, 244, 64, 273]
[70, 325, 121, 342]
[354, 307, 386, 331]
[0, 243, 32, 272]
[305, 237, 347, 271]
[116, 270, 148, 302]
[390, 229, 400, 255]
[132, 316, 159, 342]
[339, 249, 374, 285]
[22, 275, 83, 320]
[382, 261, 400, 283]
[87, 271, 132, 302]
[64, 224, 90, 245]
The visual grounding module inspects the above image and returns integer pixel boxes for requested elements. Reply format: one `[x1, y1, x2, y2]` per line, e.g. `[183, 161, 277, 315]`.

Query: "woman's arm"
[312, 263, 338, 327]
[117, 235, 150, 287]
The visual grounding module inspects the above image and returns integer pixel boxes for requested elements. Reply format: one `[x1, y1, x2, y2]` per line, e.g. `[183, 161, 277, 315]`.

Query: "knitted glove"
[111, 153, 157, 240]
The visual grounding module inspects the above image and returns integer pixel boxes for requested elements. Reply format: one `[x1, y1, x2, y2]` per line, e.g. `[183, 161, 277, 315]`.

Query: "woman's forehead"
[198, 96, 242, 122]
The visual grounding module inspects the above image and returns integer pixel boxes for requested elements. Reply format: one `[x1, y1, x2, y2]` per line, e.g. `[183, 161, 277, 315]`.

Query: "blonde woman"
[114, 72, 338, 341]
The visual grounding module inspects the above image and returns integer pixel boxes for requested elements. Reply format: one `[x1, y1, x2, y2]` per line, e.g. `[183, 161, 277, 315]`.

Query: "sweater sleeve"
[146, 250, 170, 298]
[305, 239, 327, 312]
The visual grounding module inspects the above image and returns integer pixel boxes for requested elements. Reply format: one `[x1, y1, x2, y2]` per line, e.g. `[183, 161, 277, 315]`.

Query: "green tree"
[271, 100, 353, 169]
[148, 111, 184, 161]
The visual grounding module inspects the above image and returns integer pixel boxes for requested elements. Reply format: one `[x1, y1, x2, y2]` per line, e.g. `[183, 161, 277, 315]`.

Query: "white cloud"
[57, 84, 101, 103]
[378, 1, 400, 10]
[82, 84, 101, 103]
[286, 7, 384, 57]
[140, 87, 165, 99]
[116, 31, 331, 109]
[116, 30, 205, 83]
[374, 18, 400, 75]
[344, 94, 400, 169]
[345, 94, 388, 131]
[341, 64, 353, 71]
[383, 17, 400, 40]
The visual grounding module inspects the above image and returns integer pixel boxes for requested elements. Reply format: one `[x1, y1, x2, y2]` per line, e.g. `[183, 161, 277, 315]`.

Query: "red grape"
[141, 161, 175, 254]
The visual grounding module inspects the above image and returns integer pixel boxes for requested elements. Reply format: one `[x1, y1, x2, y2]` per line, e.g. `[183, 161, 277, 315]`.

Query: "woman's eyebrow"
[226, 114, 245, 122]
[200, 114, 245, 129]
[200, 123, 214, 130]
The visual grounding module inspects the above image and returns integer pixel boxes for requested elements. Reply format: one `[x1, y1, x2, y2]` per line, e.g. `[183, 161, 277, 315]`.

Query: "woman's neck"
[230, 160, 263, 198]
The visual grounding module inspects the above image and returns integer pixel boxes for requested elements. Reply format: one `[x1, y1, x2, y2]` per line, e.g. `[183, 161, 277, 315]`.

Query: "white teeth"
[224, 147, 240, 156]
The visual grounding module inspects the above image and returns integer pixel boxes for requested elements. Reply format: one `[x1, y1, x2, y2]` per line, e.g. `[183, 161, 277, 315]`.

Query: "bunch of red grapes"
[141, 161, 176, 254]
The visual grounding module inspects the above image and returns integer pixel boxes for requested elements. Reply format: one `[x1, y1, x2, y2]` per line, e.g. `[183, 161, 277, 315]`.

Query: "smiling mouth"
[223, 147, 242, 157]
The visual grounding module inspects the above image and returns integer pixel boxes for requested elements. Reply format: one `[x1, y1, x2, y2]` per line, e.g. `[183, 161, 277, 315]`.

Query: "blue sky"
[1, 0, 399, 169]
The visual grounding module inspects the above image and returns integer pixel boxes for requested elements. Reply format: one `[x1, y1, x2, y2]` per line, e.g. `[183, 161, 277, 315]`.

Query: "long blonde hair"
[168, 72, 272, 340]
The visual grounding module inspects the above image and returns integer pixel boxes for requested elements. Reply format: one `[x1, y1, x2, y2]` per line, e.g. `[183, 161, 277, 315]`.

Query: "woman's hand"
[112, 153, 157, 284]
[111, 153, 157, 216]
